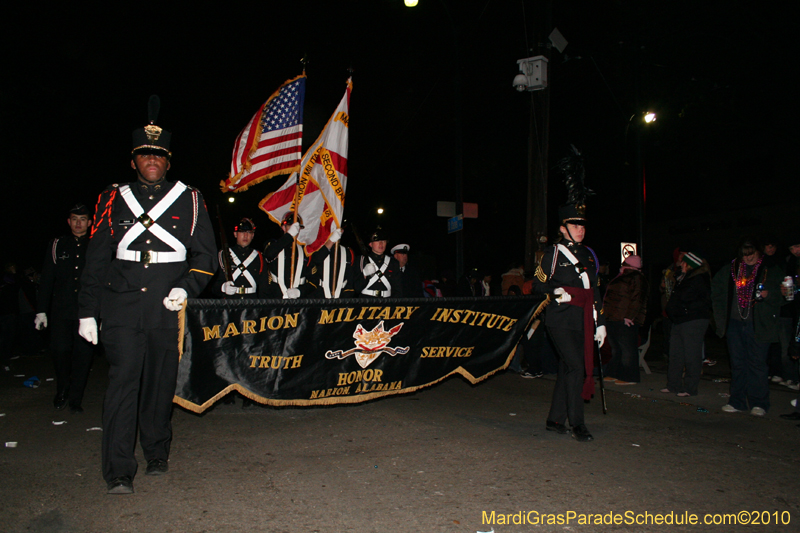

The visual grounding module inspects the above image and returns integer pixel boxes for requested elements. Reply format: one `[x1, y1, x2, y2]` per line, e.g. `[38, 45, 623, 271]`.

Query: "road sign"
[447, 215, 463, 234]
[437, 201, 478, 218]
[621, 242, 638, 263]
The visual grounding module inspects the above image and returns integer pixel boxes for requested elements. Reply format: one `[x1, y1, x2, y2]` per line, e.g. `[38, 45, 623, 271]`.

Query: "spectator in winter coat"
[602, 255, 649, 385]
[661, 252, 712, 397]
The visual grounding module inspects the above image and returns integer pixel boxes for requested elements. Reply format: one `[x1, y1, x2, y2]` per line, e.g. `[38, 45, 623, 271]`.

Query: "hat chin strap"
[562, 225, 577, 243]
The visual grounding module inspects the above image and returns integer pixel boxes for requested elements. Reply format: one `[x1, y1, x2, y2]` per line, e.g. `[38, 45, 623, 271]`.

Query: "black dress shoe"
[53, 393, 68, 410]
[145, 458, 169, 476]
[69, 404, 84, 414]
[571, 424, 594, 442]
[107, 476, 134, 495]
[779, 412, 800, 420]
[545, 420, 569, 434]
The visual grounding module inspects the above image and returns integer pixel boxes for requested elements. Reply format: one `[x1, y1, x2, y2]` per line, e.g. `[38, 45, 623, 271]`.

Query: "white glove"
[363, 263, 377, 277]
[78, 317, 98, 345]
[287, 222, 300, 237]
[163, 288, 188, 311]
[329, 227, 343, 243]
[594, 325, 607, 348]
[285, 288, 301, 299]
[222, 281, 238, 295]
[34, 313, 48, 330]
[553, 287, 571, 304]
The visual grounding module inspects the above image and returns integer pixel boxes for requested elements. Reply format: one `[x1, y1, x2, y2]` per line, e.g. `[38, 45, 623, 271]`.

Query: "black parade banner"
[174, 295, 545, 413]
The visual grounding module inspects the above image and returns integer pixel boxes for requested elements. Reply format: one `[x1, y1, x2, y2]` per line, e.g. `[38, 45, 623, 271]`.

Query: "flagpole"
[332, 241, 340, 296]
[288, 59, 311, 287]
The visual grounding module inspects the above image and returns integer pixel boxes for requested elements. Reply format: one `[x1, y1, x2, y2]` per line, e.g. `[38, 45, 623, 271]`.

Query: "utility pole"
[522, 0, 554, 272]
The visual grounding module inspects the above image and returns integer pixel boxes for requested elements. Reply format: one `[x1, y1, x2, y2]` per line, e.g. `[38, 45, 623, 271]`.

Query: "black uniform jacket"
[263, 232, 312, 298]
[78, 179, 217, 328]
[305, 244, 356, 298]
[213, 245, 269, 299]
[533, 241, 605, 331]
[354, 252, 403, 298]
[38, 234, 88, 320]
[397, 263, 424, 298]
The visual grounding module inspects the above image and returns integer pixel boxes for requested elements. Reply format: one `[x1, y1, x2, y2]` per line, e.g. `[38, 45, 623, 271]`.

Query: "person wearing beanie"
[711, 238, 785, 416]
[662, 251, 712, 397]
[602, 255, 649, 385]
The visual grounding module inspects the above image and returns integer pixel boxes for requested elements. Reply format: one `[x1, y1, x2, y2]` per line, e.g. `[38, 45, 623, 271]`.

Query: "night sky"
[4, 1, 797, 279]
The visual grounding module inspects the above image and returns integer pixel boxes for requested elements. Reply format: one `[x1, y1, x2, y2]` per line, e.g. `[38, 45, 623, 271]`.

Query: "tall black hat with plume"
[131, 95, 172, 159]
[556, 145, 594, 226]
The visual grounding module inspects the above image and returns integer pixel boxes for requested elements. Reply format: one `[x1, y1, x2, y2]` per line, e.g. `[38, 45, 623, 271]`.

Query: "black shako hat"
[281, 211, 304, 228]
[68, 203, 90, 217]
[234, 218, 256, 233]
[557, 145, 593, 227]
[369, 226, 388, 242]
[132, 95, 172, 159]
[558, 204, 586, 226]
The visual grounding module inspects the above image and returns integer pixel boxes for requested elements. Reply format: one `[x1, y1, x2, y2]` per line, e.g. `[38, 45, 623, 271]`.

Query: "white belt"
[234, 286, 256, 295]
[116, 249, 187, 263]
[361, 288, 390, 297]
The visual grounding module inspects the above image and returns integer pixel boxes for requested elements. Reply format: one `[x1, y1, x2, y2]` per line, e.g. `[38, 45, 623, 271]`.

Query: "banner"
[174, 295, 545, 413]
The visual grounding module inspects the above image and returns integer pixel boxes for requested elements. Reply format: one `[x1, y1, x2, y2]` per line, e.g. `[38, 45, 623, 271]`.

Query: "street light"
[377, 208, 384, 215]
[404, 0, 418, 6]
[624, 111, 657, 261]
[228, 197, 235, 203]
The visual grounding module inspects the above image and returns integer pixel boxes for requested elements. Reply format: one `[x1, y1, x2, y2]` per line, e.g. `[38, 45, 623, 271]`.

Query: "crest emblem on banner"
[325, 321, 410, 368]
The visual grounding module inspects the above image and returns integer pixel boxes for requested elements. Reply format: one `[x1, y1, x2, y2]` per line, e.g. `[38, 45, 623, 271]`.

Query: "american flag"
[259, 79, 351, 256]
[220, 75, 306, 193]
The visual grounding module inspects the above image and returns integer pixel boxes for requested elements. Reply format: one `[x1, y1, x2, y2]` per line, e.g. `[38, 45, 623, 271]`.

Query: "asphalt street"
[1, 331, 799, 533]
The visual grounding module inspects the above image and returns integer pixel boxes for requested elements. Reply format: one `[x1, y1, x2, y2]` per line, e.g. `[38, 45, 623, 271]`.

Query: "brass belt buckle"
[141, 251, 152, 264]
[373, 290, 380, 296]
[237, 286, 247, 295]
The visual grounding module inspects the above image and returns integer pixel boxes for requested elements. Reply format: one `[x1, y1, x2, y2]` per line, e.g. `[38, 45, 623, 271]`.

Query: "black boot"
[53, 391, 68, 410]
[571, 424, 594, 442]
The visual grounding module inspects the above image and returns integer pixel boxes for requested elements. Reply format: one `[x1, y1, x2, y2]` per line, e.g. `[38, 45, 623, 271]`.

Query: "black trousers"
[101, 326, 180, 482]
[606, 320, 640, 383]
[50, 318, 94, 406]
[546, 326, 586, 427]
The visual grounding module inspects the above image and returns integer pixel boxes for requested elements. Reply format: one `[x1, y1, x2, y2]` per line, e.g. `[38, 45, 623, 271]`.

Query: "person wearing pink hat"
[602, 255, 649, 385]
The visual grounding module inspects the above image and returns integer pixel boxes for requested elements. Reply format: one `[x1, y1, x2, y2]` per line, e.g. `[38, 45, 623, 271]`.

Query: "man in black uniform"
[213, 218, 269, 299]
[35, 203, 96, 413]
[305, 227, 355, 298]
[263, 212, 308, 299]
[533, 204, 607, 442]
[392, 243, 423, 298]
[78, 97, 217, 494]
[355, 228, 402, 298]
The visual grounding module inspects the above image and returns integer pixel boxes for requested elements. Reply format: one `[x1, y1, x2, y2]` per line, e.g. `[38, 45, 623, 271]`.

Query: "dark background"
[3, 0, 797, 279]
